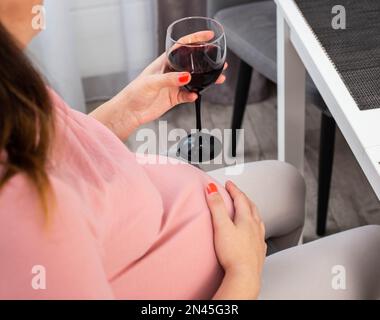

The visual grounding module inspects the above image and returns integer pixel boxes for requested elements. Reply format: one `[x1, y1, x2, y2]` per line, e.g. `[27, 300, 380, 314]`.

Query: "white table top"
[275, 0, 380, 199]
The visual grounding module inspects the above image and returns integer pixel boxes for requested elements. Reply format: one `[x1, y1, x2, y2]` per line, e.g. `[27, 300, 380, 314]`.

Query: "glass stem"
[195, 94, 202, 132]
[195, 94, 203, 162]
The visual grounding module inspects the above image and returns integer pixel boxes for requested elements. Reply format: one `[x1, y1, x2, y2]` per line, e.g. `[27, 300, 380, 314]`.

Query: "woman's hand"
[206, 181, 267, 300]
[90, 31, 227, 141]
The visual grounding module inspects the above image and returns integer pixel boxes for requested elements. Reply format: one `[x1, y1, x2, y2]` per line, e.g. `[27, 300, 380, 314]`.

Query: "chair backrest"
[207, 0, 270, 18]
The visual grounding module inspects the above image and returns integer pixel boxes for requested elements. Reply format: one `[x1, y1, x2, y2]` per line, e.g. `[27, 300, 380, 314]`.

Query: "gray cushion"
[215, 1, 328, 111]
[207, 0, 261, 20]
[215, 1, 277, 81]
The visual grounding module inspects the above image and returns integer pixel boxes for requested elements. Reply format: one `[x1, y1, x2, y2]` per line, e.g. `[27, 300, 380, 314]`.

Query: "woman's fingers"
[168, 30, 216, 54]
[225, 180, 262, 227]
[176, 30, 215, 46]
[177, 90, 198, 104]
[147, 71, 192, 89]
[216, 63, 228, 84]
[225, 181, 253, 224]
[146, 72, 199, 104]
[146, 31, 216, 75]
[206, 183, 234, 231]
[216, 75, 226, 84]
[251, 202, 261, 222]
[144, 52, 228, 88]
[144, 56, 226, 106]
[260, 221, 266, 239]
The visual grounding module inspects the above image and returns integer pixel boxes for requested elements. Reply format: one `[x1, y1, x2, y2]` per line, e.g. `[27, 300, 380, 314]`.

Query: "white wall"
[121, 0, 158, 81]
[71, 0, 157, 80]
[28, 0, 157, 110]
[28, 0, 86, 112]
[70, 0, 125, 78]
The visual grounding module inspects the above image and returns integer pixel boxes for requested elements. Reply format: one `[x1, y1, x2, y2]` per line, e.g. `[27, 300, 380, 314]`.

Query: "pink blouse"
[0, 90, 233, 299]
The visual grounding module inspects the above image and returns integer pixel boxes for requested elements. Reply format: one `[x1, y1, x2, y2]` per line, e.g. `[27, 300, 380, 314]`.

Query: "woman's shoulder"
[47, 87, 68, 110]
[46, 87, 114, 138]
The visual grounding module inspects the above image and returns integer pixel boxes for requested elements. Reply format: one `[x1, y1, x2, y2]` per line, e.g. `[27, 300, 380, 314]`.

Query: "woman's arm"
[89, 60, 197, 141]
[205, 181, 267, 300]
[89, 92, 137, 141]
[90, 53, 227, 141]
[213, 269, 260, 300]
[90, 32, 227, 141]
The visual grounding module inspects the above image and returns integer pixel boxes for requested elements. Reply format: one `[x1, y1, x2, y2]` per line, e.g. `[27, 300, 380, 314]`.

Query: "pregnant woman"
[1, 0, 380, 300]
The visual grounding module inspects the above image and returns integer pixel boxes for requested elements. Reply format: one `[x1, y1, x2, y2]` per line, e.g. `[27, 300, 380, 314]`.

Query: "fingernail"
[179, 73, 190, 83]
[207, 183, 218, 195]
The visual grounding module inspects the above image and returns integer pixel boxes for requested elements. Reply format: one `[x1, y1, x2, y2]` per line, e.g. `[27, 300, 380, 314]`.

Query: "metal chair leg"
[317, 112, 336, 236]
[231, 59, 253, 157]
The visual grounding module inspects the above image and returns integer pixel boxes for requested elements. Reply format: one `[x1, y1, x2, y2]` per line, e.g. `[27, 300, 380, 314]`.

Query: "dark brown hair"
[0, 21, 55, 215]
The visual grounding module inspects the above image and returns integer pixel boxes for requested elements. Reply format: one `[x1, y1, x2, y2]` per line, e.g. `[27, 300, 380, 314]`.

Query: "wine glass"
[166, 17, 227, 163]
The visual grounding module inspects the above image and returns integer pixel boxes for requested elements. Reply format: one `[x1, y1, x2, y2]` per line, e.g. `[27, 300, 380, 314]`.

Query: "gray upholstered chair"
[208, 0, 337, 236]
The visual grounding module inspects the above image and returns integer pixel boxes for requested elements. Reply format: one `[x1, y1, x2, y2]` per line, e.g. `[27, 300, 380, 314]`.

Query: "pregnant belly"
[110, 158, 233, 299]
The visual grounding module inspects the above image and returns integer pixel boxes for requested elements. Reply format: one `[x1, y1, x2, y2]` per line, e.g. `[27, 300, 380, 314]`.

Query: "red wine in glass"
[168, 44, 224, 93]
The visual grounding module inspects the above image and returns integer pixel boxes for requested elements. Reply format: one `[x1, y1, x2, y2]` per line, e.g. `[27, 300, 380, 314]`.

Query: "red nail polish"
[179, 73, 190, 83]
[207, 183, 218, 195]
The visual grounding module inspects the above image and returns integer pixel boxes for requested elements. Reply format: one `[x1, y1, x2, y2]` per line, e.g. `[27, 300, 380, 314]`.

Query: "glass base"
[176, 132, 222, 163]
